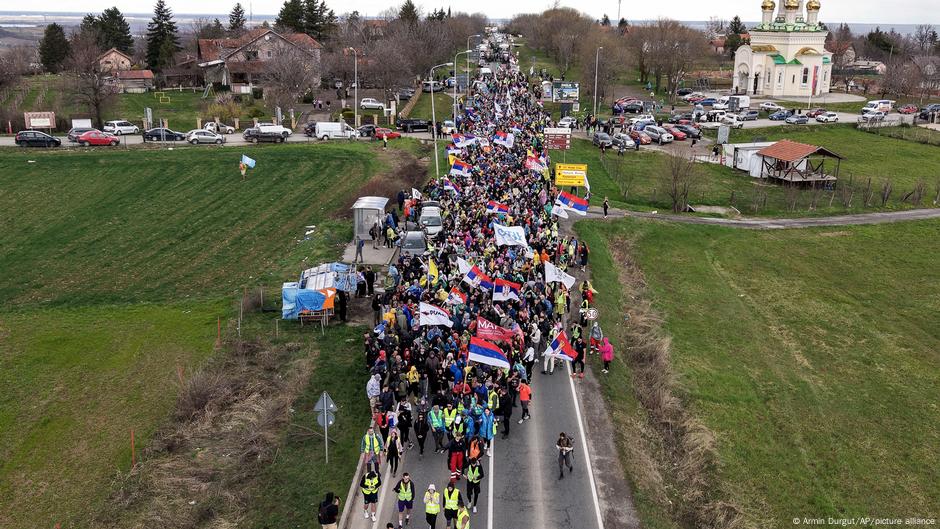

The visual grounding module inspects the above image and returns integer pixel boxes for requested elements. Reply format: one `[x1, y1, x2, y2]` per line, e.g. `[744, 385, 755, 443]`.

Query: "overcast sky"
[0, 0, 936, 25]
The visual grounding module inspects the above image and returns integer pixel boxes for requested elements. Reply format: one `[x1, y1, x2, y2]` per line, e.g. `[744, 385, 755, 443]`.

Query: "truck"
[727, 95, 751, 112]
[203, 121, 235, 134]
[314, 121, 358, 140]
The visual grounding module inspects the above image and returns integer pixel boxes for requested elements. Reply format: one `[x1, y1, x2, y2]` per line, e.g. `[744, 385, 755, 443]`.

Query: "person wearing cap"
[393, 472, 415, 528]
[442, 480, 462, 529]
[360, 425, 384, 473]
[424, 483, 441, 529]
[360, 468, 381, 521]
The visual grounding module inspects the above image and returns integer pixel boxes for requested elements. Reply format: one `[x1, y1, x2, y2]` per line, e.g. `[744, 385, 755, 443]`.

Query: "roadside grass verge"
[409, 92, 458, 122]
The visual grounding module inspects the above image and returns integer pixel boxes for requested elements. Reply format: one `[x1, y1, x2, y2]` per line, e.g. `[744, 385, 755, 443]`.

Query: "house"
[844, 60, 886, 75]
[98, 47, 132, 72]
[754, 139, 842, 184]
[163, 54, 202, 87]
[111, 70, 155, 93]
[197, 28, 322, 95]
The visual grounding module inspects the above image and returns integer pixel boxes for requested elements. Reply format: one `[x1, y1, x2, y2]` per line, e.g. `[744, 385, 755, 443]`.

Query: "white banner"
[551, 201, 569, 218]
[412, 187, 422, 199]
[494, 223, 528, 247]
[419, 302, 453, 327]
[456, 256, 472, 276]
[544, 261, 576, 289]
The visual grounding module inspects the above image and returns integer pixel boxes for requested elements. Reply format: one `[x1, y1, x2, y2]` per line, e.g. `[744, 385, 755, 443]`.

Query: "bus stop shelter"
[351, 196, 389, 239]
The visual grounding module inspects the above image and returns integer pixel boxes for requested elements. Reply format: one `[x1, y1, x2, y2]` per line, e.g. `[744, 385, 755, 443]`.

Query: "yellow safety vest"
[425, 491, 441, 514]
[487, 391, 499, 410]
[467, 465, 482, 483]
[397, 481, 414, 501]
[444, 488, 460, 510]
[443, 408, 457, 427]
[361, 475, 379, 495]
[457, 508, 471, 529]
[362, 433, 381, 454]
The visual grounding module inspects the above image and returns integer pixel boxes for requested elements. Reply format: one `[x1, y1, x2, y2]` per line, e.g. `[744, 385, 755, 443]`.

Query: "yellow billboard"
[555, 163, 587, 187]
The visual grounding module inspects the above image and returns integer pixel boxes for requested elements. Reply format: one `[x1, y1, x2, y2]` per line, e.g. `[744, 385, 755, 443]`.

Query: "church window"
[801, 68, 809, 85]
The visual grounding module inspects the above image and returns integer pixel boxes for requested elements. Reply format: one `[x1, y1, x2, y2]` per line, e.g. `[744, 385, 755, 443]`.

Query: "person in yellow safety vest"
[455, 499, 471, 529]
[487, 389, 499, 411]
[359, 469, 381, 522]
[393, 472, 415, 529]
[443, 480, 462, 529]
[443, 403, 457, 429]
[424, 484, 441, 529]
[360, 426, 384, 473]
[465, 457, 484, 513]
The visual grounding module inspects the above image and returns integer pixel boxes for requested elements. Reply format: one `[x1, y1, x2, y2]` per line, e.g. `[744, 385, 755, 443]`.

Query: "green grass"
[115, 90, 207, 131]
[409, 91, 458, 121]
[0, 142, 386, 528]
[576, 217, 940, 526]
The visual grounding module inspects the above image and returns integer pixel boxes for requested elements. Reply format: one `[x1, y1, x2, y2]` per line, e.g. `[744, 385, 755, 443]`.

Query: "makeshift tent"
[282, 263, 355, 320]
[300, 262, 357, 292]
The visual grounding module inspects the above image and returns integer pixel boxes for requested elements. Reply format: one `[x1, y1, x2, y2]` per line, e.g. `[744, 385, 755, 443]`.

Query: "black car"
[668, 112, 695, 123]
[676, 87, 694, 96]
[303, 122, 317, 137]
[918, 104, 940, 120]
[14, 130, 61, 148]
[243, 127, 285, 143]
[67, 127, 96, 142]
[672, 124, 701, 139]
[622, 102, 645, 113]
[143, 127, 186, 141]
[358, 124, 377, 137]
[395, 118, 431, 132]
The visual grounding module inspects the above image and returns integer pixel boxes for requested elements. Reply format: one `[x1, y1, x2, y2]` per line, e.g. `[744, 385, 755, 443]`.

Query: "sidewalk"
[342, 241, 397, 266]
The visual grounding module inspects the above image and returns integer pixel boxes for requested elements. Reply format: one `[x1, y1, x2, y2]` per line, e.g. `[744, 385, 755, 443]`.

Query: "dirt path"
[587, 206, 940, 229]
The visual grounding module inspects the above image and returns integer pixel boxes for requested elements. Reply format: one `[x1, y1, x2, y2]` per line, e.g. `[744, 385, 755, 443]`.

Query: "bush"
[245, 105, 267, 119]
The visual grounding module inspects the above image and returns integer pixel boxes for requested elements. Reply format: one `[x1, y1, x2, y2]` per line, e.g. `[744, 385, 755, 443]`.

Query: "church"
[732, 0, 833, 98]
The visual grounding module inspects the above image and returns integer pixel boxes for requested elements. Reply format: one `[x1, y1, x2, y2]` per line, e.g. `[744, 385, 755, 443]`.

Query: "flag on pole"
[544, 261, 576, 289]
[418, 302, 453, 327]
[551, 200, 569, 218]
[240, 154, 256, 168]
[446, 287, 467, 306]
[451, 133, 477, 148]
[557, 191, 589, 215]
[493, 223, 528, 247]
[456, 257, 472, 276]
[463, 266, 494, 290]
[428, 258, 439, 286]
[544, 330, 577, 361]
[493, 131, 515, 149]
[412, 187, 423, 199]
[450, 160, 472, 176]
[442, 177, 462, 195]
[493, 278, 521, 302]
[486, 201, 510, 214]
[468, 337, 510, 369]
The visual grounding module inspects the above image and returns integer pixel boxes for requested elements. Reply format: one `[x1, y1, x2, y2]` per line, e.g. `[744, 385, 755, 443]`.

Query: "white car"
[858, 111, 886, 123]
[644, 126, 674, 144]
[557, 116, 577, 128]
[257, 123, 293, 137]
[204, 122, 235, 134]
[441, 120, 457, 134]
[816, 112, 839, 123]
[630, 113, 655, 125]
[721, 115, 745, 129]
[185, 129, 225, 144]
[103, 120, 139, 135]
[359, 97, 385, 110]
[759, 101, 784, 112]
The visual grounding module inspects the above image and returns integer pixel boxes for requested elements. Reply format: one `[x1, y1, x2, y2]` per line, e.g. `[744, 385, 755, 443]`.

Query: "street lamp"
[430, 62, 454, 178]
[466, 34, 481, 97]
[454, 50, 472, 123]
[347, 47, 360, 127]
[593, 47, 603, 118]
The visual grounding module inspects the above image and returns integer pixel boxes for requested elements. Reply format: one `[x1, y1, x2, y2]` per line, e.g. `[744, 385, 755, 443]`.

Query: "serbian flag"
[476, 316, 516, 342]
[544, 330, 577, 361]
[452, 133, 477, 148]
[446, 287, 467, 306]
[468, 337, 510, 369]
[450, 159, 472, 177]
[557, 191, 589, 215]
[486, 200, 509, 215]
[493, 278, 521, 302]
[463, 266, 494, 290]
[493, 131, 514, 149]
[447, 144, 462, 156]
[442, 177, 462, 195]
[524, 155, 545, 172]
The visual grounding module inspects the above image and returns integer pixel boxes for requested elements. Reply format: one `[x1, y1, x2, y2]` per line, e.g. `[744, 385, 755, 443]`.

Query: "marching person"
[393, 472, 415, 529]
[556, 432, 574, 479]
[442, 480, 463, 529]
[517, 379, 531, 423]
[360, 425, 384, 473]
[414, 410, 430, 456]
[455, 499, 471, 529]
[386, 427, 403, 476]
[424, 483, 441, 529]
[360, 468, 381, 521]
[589, 321, 604, 355]
[465, 457, 484, 513]
[600, 337, 614, 373]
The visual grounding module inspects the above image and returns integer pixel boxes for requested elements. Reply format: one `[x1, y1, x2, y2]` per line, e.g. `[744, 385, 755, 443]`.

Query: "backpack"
[317, 503, 331, 524]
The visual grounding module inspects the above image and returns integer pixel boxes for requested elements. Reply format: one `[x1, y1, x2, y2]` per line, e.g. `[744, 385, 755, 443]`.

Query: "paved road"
[0, 130, 434, 148]
[589, 206, 940, 229]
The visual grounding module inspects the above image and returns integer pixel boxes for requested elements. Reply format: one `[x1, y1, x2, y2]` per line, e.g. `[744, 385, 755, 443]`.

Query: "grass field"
[576, 217, 940, 527]
[0, 142, 386, 528]
[409, 91, 458, 121]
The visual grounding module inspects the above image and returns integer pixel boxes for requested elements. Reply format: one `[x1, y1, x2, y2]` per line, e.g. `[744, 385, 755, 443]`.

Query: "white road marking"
[566, 361, 605, 529]
[527, 389, 548, 529]
[372, 460, 394, 529]
[487, 437, 494, 529]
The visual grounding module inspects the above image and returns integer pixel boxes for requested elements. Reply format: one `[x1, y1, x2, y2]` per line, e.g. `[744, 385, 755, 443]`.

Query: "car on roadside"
[67, 127, 97, 142]
[610, 132, 635, 149]
[76, 130, 120, 146]
[629, 113, 655, 125]
[186, 129, 225, 144]
[682, 92, 705, 102]
[712, 97, 730, 110]
[738, 110, 761, 121]
[14, 130, 61, 147]
[357, 124, 377, 137]
[858, 111, 886, 123]
[721, 115, 745, 129]
[360, 97, 386, 110]
[697, 98, 717, 107]
[628, 130, 652, 145]
[303, 122, 319, 137]
[673, 123, 701, 139]
[785, 114, 810, 125]
[257, 123, 293, 138]
[441, 120, 457, 134]
[243, 127, 285, 143]
[143, 127, 186, 141]
[103, 120, 139, 135]
[805, 108, 828, 118]
[401, 231, 427, 257]
[422, 80, 444, 93]
[816, 112, 839, 123]
[395, 118, 431, 132]
[769, 110, 792, 121]
[668, 112, 694, 123]
[898, 104, 918, 114]
[676, 87, 694, 96]
[419, 206, 444, 238]
[644, 126, 674, 144]
[918, 104, 940, 119]
[557, 116, 577, 128]
[760, 101, 784, 112]
[203, 122, 235, 134]
[374, 127, 401, 140]
[662, 124, 687, 140]
[592, 132, 613, 148]
[398, 87, 416, 99]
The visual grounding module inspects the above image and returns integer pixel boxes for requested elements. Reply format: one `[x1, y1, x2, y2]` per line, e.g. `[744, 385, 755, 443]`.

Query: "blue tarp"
[282, 284, 330, 320]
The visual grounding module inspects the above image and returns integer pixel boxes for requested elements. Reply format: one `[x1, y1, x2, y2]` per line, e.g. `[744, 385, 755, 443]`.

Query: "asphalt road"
[588, 205, 940, 228]
[0, 130, 434, 148]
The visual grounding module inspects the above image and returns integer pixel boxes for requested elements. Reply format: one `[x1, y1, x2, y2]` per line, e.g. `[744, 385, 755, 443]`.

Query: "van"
[713, 96, 730, 110]
[314, 122, 357, 140]
[728, 95, 751, 111]
[419, 206, 444, 238]
[862, 100, 895, 114]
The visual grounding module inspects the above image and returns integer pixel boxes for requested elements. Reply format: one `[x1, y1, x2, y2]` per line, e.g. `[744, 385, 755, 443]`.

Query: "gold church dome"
[784, 0, 800, 9]
[806, 0, 821, 11]
[761, 0, 776, 10]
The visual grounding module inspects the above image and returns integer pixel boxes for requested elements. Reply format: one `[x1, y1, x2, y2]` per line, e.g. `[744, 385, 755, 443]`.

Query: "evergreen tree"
[79, 14, 100, 38]
[398, 0, 419, 26]
[98, 7, 134, 53]
[229, 2, 247, 34]
[302, 0, 337, 40]
[427, 8, 446, 22]
[145, 0, 180, 71]
[600, 14, 611, 27]
[39, 23, 70, 73]
[446, 7, 451, 18]
[728, 15, 746, 35]
[275, 0, 305, 33]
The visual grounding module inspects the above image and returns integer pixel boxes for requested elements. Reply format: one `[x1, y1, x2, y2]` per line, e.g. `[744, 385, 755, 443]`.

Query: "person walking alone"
[317, 492, 341, 529]
[603, 197, 609, 219]
[556, 432, 574, 479]
[394, 472, 415, 529]
[517, 380, 531, 423]
[424, 484, 441, 529]
[600, 337, 614, 373]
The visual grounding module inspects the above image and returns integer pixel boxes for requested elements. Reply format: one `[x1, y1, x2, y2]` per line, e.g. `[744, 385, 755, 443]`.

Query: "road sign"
[145, 107, 153, 129]
[317, 411, 336, 428]
[314, 391, 338, 413]
[717, 125, 730, 145]
[585, 308, 599, 321]
[544, 127, 571, 151]
[555, 163, 587, 187]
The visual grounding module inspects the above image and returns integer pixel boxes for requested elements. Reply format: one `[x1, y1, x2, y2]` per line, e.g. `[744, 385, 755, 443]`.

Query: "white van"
[314, 122, 358, 140]
[419, 206, 444, 238]
[712, 96, 730, 110]
[862, 100, 895, 114]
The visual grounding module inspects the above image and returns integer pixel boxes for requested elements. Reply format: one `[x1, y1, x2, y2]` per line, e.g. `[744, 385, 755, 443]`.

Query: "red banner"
[475, 316, 515, 342]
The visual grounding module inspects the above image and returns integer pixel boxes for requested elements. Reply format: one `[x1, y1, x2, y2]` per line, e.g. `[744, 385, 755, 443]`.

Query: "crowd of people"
[321, 37, 615, 529]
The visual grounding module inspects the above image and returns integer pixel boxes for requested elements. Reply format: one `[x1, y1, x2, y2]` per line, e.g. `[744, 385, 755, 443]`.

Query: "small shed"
[721, 141, 775, 177]
[351, 196, 389, 239]
[755, 139, 843, 185]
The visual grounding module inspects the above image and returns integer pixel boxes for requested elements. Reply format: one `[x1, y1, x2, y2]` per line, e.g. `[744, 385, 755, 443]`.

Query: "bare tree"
[661, 153, 699, 213]
[262, 43, 320, 114]
[64, 32, 118, 129]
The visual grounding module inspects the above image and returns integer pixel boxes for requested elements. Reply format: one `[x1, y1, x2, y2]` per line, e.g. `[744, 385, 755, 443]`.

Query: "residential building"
[98, 47, 132, 72]
[111, 70, 155, 93]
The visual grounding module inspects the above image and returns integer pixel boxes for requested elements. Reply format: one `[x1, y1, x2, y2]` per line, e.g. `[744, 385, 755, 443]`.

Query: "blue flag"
[241, 154, 256, 169]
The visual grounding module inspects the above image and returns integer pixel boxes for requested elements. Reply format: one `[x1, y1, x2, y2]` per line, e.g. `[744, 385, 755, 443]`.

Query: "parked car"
[712, 97, 730, 110]
[621, 101, 645, 113]
[143, 127, 186, 141]
[360, 97, 385, 110]
[314, 121, 358, 140]
[785, 114, 810, 125]
[629, 113, 655, 125]
[760, 101, 784, 112]
[769, 110, 792, 121]
[676, 87, 694, 96]
[898, 104, 918, 114]
[557, 116, 577, 128]
[662, 124, 687, 140]
[682, 92, 705, 102]
[76, 130, 120, 146]
[103, 120, 139, 135]
[858, 111, 886, 123]
[186, 129, 225, 144]
[374, 127, 401, 140]
[357, 124, 377, 137]
[610, 132, 635, 149]
[257, 123, 292, 137]
[918, 104, 940, 120]
[401, 231, 427, 257]
[592, 132, 613, 148]
[441, 120, 457, 134]
[721, 115, 745, 129]
[805, 108, 828, 118]
[816, 112, 839, 123]
[668, 112, 694, 123]
[673, 124, 701, 139]
[628, 130, 652, 145]
[303, 122, 319, 137]
[395, 118, 431, 132]
[422, 80, 444, 92]
[67, 127, 97, 142]
[398, 87, 416, 99]
[203, 122, 235, 134]
[243, 127, 285, 143]
[738, 110, 760, 121]
[644, 126, 674, 144]
[14, 130, 61, 147]
[697, 98, 717, 107]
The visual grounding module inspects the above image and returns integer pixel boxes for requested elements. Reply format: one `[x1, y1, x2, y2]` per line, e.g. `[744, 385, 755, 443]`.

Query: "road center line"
[565, 361, 605, 529]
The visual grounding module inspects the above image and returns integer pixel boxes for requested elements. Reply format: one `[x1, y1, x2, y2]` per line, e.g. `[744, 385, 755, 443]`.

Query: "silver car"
[610, 132, 635, 149]
[644, 126, 674, 144]
[186, 129, 225, 144]
[401, 231, 427, 257]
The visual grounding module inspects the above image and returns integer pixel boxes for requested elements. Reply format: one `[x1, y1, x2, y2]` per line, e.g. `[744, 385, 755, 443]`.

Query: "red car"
[77, 130, 119, 146]
[686, 95, 706, 103]
[898, 104, 918, 114]
[629, 130, 652, 145]
[806, 108, 827, 118]
[373, 127, 401, 140]
[662, 124, 687, 140]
